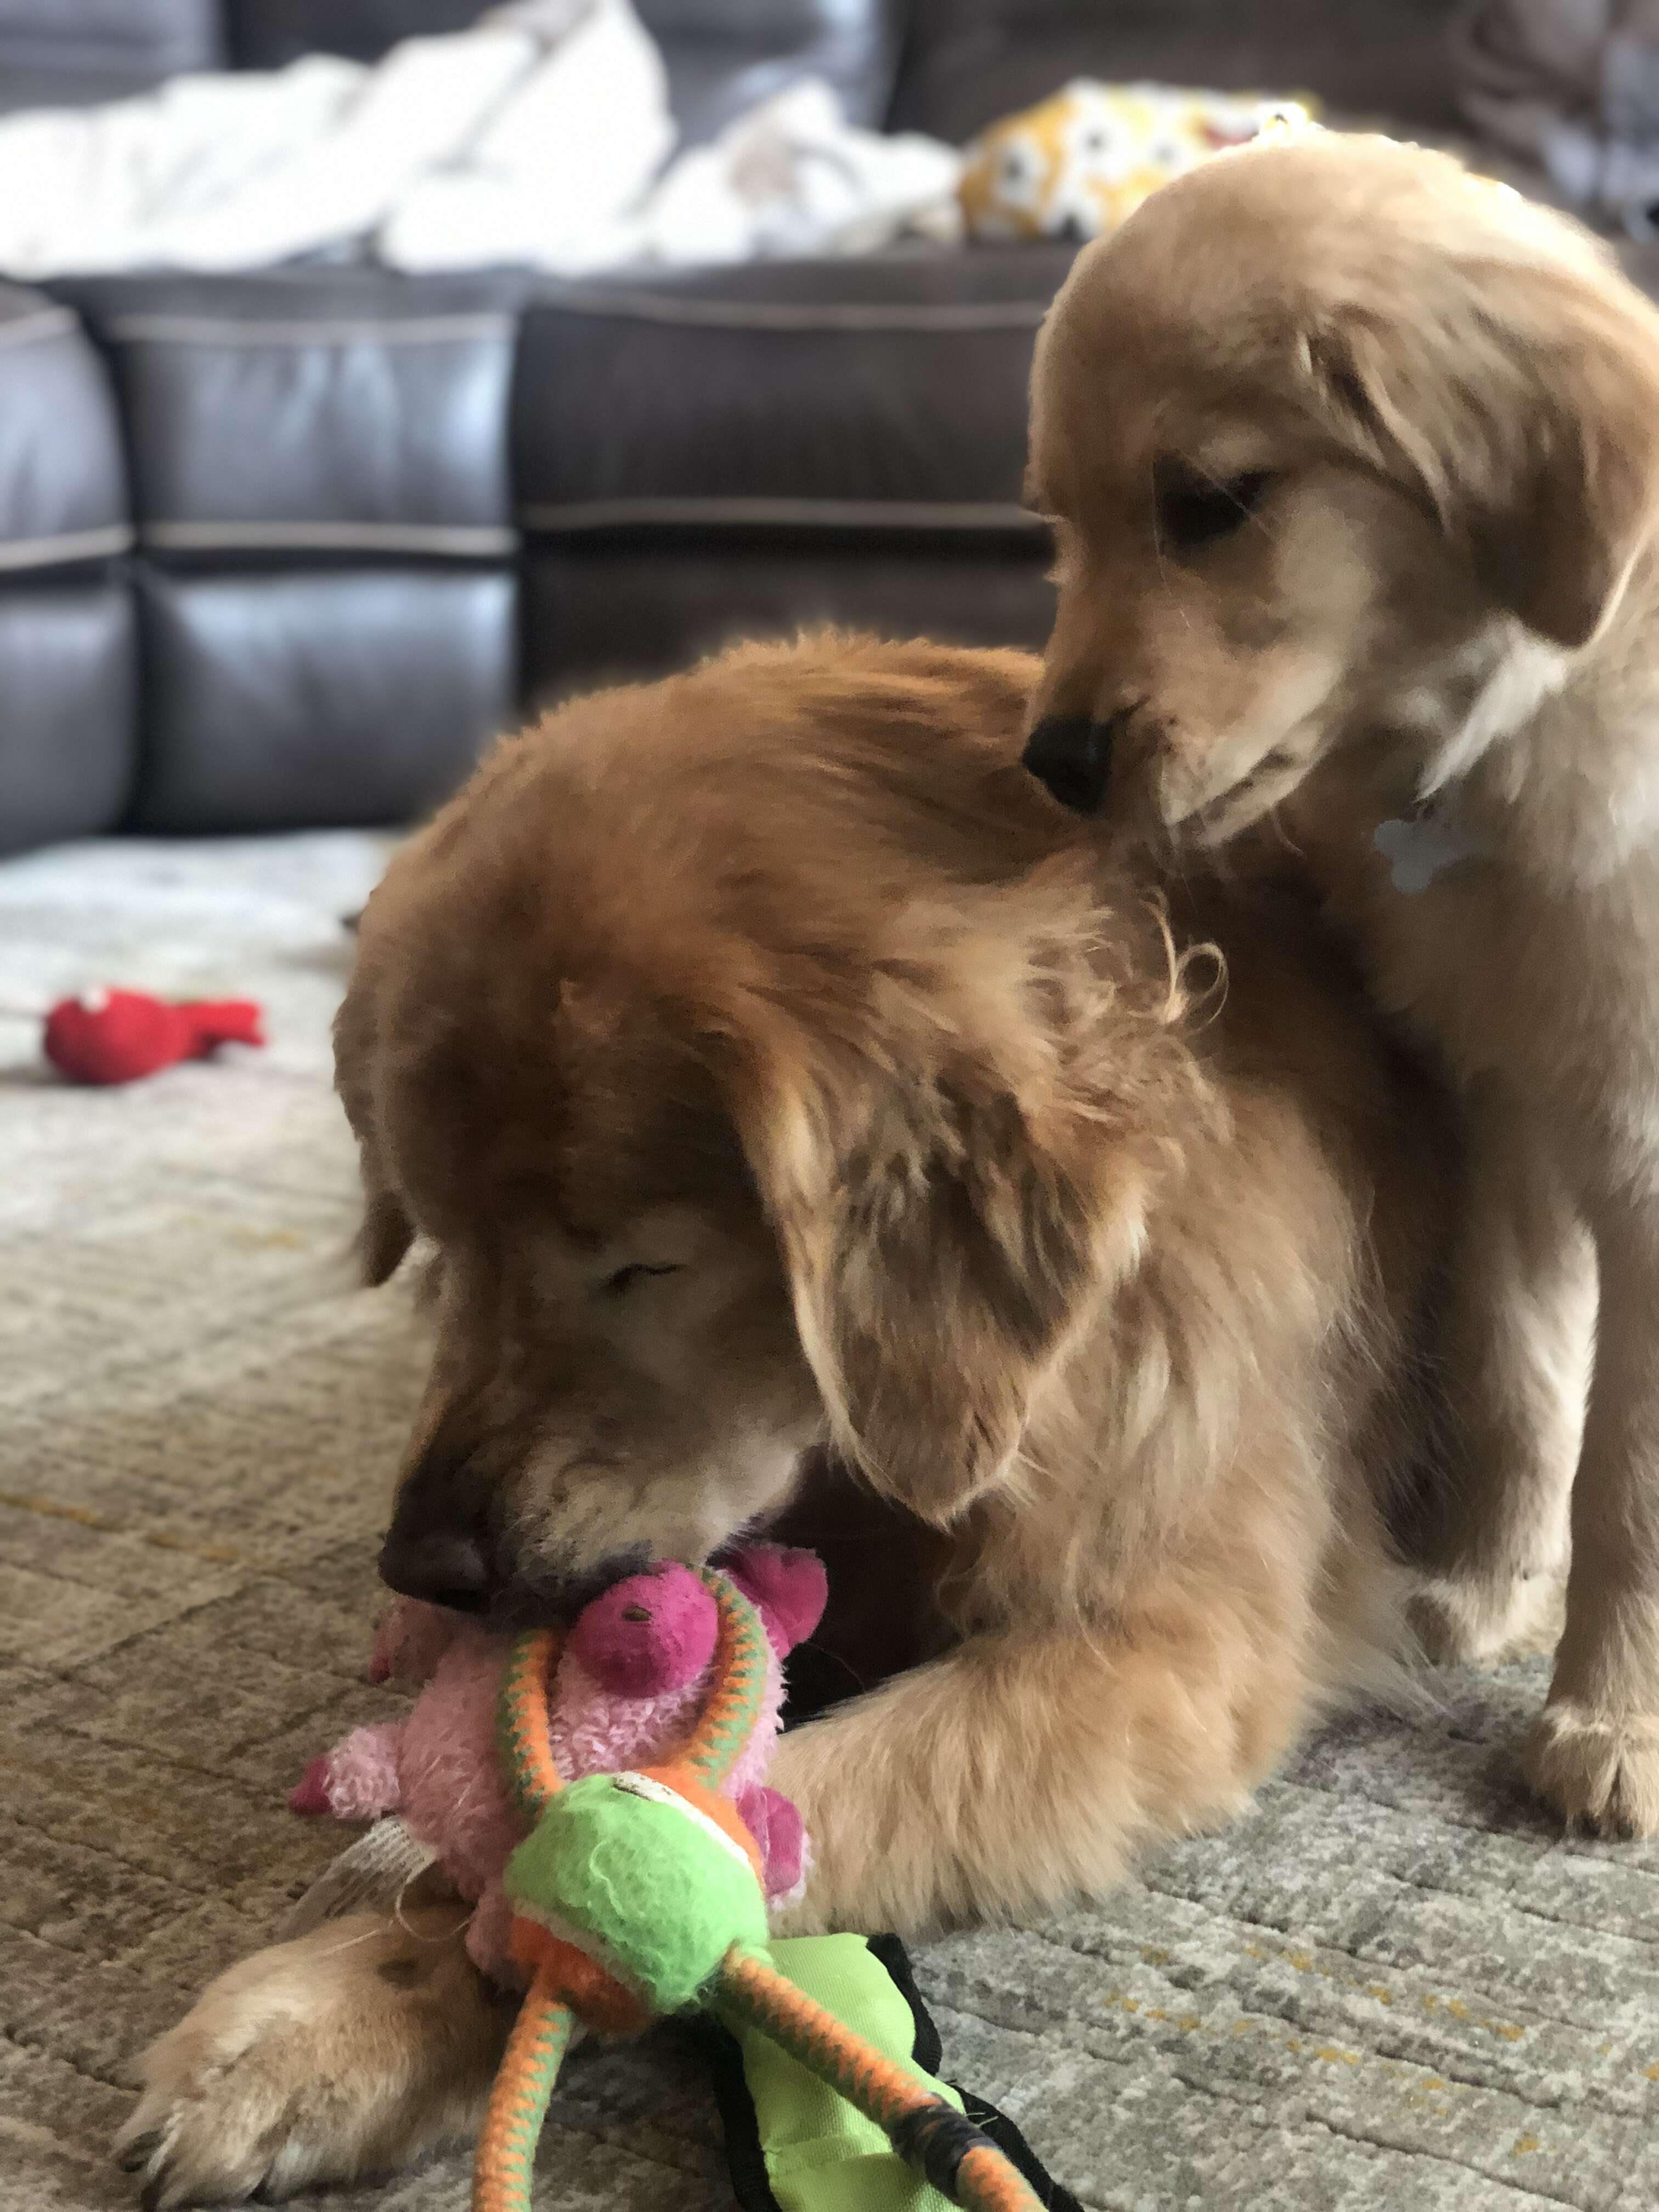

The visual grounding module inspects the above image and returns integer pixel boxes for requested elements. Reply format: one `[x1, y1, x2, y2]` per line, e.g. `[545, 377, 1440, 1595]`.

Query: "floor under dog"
[3, 831, 1657, 2212]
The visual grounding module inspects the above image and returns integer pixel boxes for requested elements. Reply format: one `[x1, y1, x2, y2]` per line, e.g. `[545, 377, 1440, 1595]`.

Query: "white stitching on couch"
[0, 523, 133, 569]
[142, 520, 516, 554]
[0, 307, 78, 350]
[531, 289, 1051, 333]
[519, 496, 1046, 533]
[106, 315, 515, 346]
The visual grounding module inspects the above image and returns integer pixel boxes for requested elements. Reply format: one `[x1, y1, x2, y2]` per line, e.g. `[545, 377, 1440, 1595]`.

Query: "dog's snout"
[380, 1446, 495, 1610]
[1022, 713, 1118, 815]
[379, 1522, 492, 1611]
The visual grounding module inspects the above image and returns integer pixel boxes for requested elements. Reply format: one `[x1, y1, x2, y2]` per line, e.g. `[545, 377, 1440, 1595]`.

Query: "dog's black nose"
[378, 1525, 492, 1612]
[1022, 714, 1115, 815]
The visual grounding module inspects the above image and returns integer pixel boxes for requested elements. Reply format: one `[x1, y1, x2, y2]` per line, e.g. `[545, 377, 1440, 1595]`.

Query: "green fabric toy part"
[699, 1933, 1082, 2212]
[473, 1568, 1057, 2212]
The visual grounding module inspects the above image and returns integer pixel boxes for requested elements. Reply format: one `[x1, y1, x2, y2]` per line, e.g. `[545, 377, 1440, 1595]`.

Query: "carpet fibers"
[4, 833, 1658, 2212]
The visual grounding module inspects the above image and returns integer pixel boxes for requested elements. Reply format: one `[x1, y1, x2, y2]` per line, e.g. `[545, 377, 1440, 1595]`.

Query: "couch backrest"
[0, 0, 1464, 157]
[225, 0, 902, 142]
[224, 0, 488, 69]
[636, 0, 902, 140]
[0, 0, 222, 106]
[886, 0, 1465, 146]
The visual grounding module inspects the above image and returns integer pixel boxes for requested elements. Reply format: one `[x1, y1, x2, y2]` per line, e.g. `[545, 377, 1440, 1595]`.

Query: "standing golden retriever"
[119, 634, 1460, 2206]
[1022, 128, 1659, 1832]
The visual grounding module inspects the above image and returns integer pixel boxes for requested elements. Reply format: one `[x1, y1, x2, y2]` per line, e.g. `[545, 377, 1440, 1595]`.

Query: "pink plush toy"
[292, 1544, 827, 1984]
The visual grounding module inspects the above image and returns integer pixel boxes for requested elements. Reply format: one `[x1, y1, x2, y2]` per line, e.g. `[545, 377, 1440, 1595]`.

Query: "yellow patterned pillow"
[960, 81, 1317, 242]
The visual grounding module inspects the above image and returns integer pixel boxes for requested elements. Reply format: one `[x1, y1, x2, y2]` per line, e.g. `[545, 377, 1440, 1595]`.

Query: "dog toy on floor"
[295, 1544, 823, 1982]
[40, 989, 265, 1084]
[294, 1550, 1075, 2211]
[474, 1569, 1047, 2212]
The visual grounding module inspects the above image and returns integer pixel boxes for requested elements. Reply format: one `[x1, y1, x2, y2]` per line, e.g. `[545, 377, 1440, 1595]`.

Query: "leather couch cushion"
[228, 1, 900, 144]
[63, 274, 520, 560]
[522, 537, 1053, 699]
[0, 286, 130, 577]
[0, 0, 221, 98]
[888, 0, 1465, 145]
[515, 246, 1073, 539]
[228, 1, 489, 69]
[0, 584, 136, 853]
[133, 567, 516, 831]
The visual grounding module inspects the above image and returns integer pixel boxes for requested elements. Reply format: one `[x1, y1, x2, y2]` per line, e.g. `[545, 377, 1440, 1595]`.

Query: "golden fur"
[1026, 127, 1659, 1835]
[120, 633, 1463, 2204]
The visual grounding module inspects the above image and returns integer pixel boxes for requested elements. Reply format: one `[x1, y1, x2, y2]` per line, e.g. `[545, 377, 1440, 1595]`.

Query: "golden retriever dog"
[1021, 128, 1659, 1833]
[118, 633, 1461, 2205]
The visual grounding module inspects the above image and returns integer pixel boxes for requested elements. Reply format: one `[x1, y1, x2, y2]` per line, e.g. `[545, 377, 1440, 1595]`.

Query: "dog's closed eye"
[603, 1261, 684, 1296]
[1155, 464, 1276, 554]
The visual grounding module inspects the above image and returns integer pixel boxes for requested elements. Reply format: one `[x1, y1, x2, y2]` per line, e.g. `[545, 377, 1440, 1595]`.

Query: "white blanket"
[0, 0, 961, 279]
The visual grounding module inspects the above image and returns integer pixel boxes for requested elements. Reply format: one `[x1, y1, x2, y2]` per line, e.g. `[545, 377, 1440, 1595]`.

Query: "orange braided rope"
[473, 1971, 572, 2212]
[476, 1624, 572, 2212]
[681, 1572, 774, 1790]
[495, 1626, 564, 1825]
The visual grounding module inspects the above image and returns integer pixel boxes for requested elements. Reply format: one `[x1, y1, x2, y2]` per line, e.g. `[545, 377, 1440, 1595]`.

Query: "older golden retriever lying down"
[119, 633, 1466, 2205]
[1020, 129, 1659, 1833]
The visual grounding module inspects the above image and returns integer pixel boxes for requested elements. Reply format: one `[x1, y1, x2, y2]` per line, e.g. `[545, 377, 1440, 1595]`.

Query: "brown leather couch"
[0, 0, 1463, 851]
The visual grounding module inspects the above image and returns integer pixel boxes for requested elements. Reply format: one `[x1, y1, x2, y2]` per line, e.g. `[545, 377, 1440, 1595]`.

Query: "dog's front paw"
[1523, 1701, 1659, 1838]
[1408, 1566, 1565, 1666]
[115, 2027, 341, 2211]
[114, 1906, 507, 2208]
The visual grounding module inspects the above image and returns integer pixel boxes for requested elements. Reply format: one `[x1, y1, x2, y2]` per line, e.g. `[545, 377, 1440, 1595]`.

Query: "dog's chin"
[1165, 746, 1323, 851]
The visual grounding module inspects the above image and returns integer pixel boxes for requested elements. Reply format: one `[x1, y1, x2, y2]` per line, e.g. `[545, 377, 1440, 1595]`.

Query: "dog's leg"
[766, 1549, 1325, 1937]
[1527, 1200, 1659, 1836]
[1408, 1091, 1593, 1664]
[114, 1901, 512, 2208]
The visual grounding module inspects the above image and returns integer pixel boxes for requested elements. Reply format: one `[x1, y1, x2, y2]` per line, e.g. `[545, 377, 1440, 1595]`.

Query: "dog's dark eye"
[1155, 468, 1275, 554]
[604, 1262, 683, 1296]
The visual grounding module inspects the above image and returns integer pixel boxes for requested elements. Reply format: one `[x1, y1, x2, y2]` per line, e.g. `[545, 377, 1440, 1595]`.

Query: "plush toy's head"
[567, 1561, 719, 1695]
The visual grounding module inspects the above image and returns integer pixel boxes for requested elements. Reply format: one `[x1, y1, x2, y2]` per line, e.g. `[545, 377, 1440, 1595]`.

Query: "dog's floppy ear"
[355, 1180, 414, 1287]
[721, 916, 1196, 1525]
[742, 1040, 1107, 1522]
[1306, 260, 1659, 649]
[333, 959, 414, 1287]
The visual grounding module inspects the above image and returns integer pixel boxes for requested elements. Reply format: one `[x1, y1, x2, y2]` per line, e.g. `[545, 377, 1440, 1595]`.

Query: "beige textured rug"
[5, 832, 1659, 2212]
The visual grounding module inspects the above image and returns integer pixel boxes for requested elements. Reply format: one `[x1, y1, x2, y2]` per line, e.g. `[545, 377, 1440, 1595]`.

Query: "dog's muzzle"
[1022, 713, 1116, 815]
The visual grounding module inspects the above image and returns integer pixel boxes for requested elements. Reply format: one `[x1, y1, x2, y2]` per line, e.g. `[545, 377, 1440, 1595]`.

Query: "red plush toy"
[42, 990, 265, 1085]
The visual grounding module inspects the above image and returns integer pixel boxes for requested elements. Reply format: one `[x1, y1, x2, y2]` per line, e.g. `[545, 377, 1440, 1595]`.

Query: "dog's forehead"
[1034, 303, 1277, 511]
[544, 1000, 749, 1238]
[1035, 181, 1359, 511]
[382, 960, 748, 1245]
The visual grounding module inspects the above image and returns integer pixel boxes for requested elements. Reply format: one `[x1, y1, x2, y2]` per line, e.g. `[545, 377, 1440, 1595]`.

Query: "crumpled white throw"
[0, 0, 960, 278]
